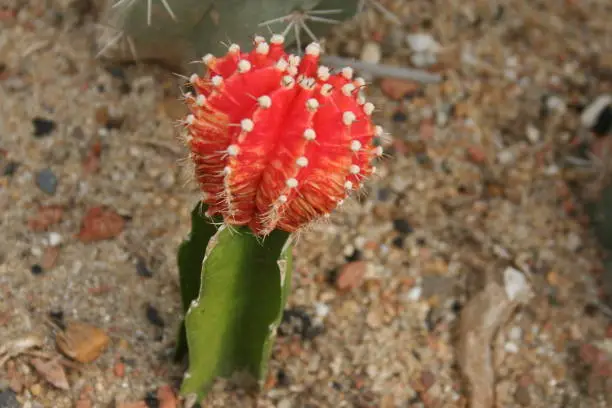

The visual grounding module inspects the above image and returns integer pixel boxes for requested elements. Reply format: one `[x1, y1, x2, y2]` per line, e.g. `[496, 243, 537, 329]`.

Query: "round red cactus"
[184, 34, 384, 235]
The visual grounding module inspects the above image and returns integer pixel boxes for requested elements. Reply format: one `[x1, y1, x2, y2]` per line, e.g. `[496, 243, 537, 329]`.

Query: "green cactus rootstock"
[179, 220, 292, 402]
[100, 0, 358, 69]
[174, 203, 220, 362]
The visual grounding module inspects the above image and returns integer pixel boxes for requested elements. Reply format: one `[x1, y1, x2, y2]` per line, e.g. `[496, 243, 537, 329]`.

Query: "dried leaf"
[0, 335, 44, 366]
[27, 205, 63, 231]
[56, 322, 110, 363]
[458, 272, 531, 408]
[30, 358, 69, 390]
[458, 283, 511, 408]
[77, 207, 125, 242]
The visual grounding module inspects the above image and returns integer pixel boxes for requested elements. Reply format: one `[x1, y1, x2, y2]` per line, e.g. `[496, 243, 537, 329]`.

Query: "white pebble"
[360, 41, 382, 64]
[47, 232, 62, 247]
[407, 286, 422, 301]
[504, 342, 519, 354]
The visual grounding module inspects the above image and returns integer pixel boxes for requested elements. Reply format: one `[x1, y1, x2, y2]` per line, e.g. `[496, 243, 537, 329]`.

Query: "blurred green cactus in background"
[98, 0, 359, 70]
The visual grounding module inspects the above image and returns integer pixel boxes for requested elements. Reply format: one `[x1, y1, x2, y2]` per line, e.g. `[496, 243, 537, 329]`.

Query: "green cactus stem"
[174, 202, 220, 362]
[179, 223, 293, 402]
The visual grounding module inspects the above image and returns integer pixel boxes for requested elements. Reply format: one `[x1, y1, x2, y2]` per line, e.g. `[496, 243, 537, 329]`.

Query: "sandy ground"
[2, 0, 612, 407]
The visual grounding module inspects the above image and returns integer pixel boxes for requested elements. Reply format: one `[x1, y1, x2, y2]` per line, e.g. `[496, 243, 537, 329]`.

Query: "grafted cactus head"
[183, 34, 384, 236]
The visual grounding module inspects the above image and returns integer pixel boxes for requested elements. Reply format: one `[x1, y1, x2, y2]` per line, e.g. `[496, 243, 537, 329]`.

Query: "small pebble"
[406, 286, 422, 301]
[159, 172, 175, 189]
[391, 236, 404, 249]
[411, 52, 436, 68]
[420, 370, 436, 390]
[3, 161, 19, 176]
[136, 259, 153, 278]
[366, 309, 383, 328]
[581, 95, 612, 135]
[509, 326, 522, 341]
[276, 369, 291, 387]
[48, 232, 62, 247]
[31, 264, 43, 275]
[144, 390, 160, 408]
[48, 309, 65, 328]
[406, 33, 440, 54]
[0, 389, 20, 408]
[145, 304, 165, 327]
[467, 146, 486, 164]
[280, 308, 321, 340]
[360, 41, 382, 65]
[497, 150, 515, 165]
[32, 117, 56, 137]
[314, 303, 330, 318]
[106, 66, 126, 79]
[504, 342, 519, 353]
[380, 78, 420, 101]
[114, 362, 125, 378]
[392, 110, 407, 122]
[377, 188, 391, 201]
[335, 261, 366, 290]
[30, 383, 42, 396]
[526, 124, 540, 144]
[344, 247, 362, 262]
[36, 168, 58, 195]
[392, 218, 413, 235]
[277, 399, 292, 408]
[514, 385, 531, 406]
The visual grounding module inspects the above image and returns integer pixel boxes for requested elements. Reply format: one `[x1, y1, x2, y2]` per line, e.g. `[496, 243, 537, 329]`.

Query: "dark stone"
[144, 391, 160, 408]
[145, 304, 165, 327]
[331, 381, 343, 391]
[106, 66, 126, 79]
[583, 303, 599, 317]
[377, 188, 391, 202]
[36, 168, 58, 195]
[415, 153, 432, 166]
[136, 258, 153, 278]
[392, 218, 413, 235]
[119, 82, 131, 94]
[32, 117, 56, 137]
[49, 309, 65, 329]
[0, 389, 20, 408]
[276, 369, 291, 387]
[392, 110, 407, 122]
[391, 236, 404, 249]
[344, 248, 362, 262]
[2, 161, 19, 176]
[31, 264, 43, 275]
[105, 117, 124, 130]
[325, 268, 338, 286]
[279, 308, 321, 340]
[592, 105, 612, 135]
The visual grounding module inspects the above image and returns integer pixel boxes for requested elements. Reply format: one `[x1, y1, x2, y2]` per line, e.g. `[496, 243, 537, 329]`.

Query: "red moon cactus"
[184, 34, 384, 235]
